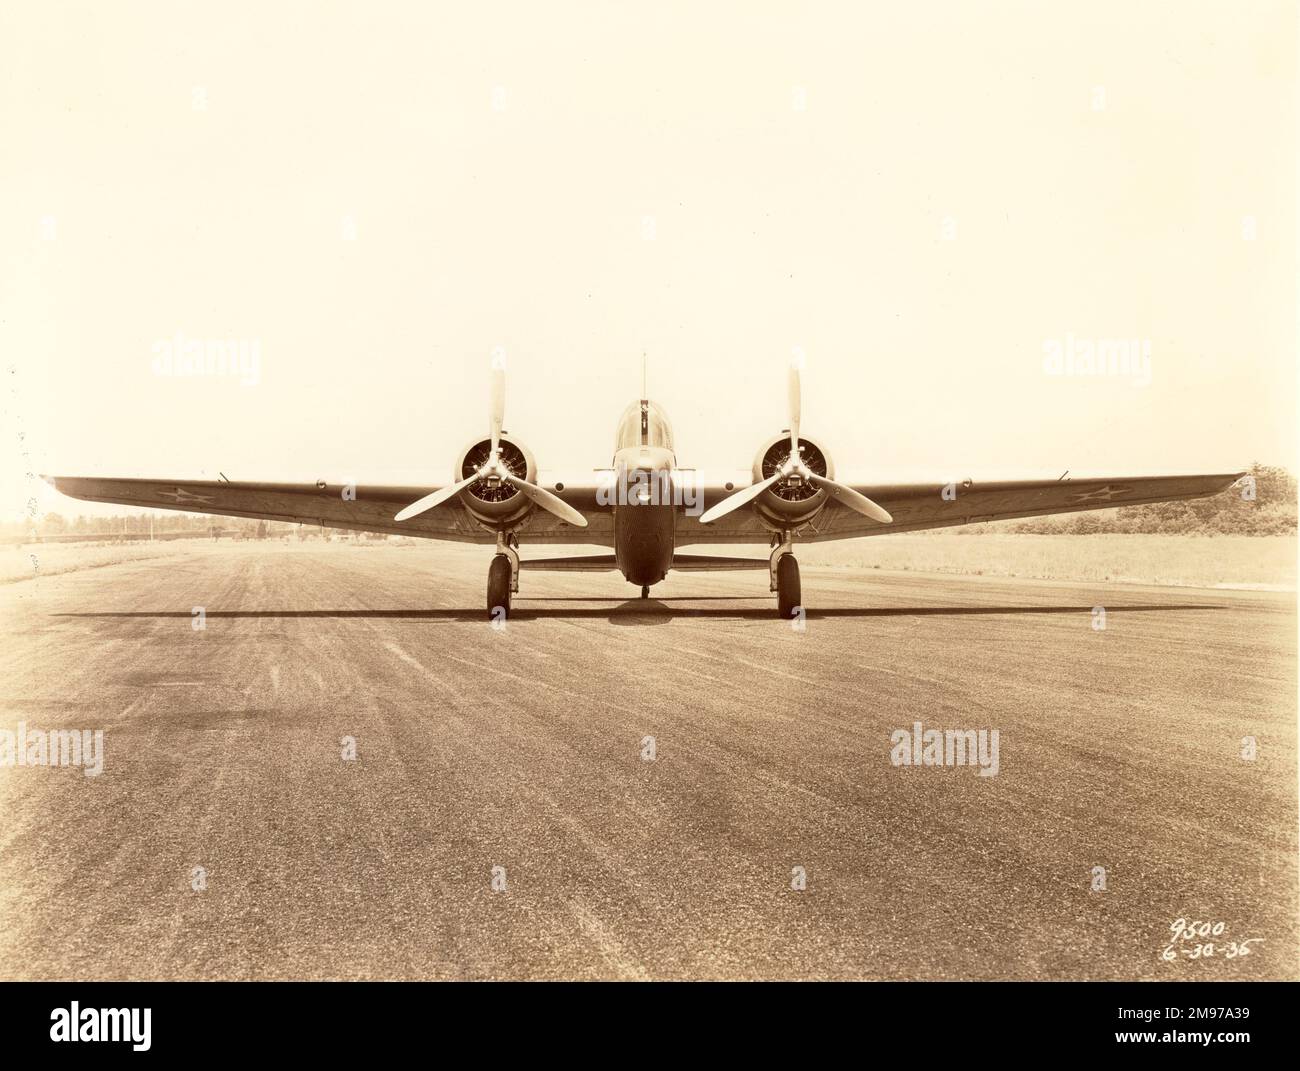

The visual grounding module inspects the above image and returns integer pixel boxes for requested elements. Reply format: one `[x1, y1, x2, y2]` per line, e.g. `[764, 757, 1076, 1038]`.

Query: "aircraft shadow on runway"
[56, 602, 1221, 623]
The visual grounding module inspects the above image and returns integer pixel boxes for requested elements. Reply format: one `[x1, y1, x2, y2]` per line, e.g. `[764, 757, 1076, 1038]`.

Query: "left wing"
[681, 470, 1247, 543]
[43, 475, 615, 546]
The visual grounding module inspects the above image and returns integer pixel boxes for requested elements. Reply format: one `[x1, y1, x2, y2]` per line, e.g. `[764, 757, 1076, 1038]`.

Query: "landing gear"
[488, 555, 512, 619]
[488, 531, 521, 620]
[770, 532, 801, 619]
[640, 585, 650, 599]
[776, 554, 801, 619]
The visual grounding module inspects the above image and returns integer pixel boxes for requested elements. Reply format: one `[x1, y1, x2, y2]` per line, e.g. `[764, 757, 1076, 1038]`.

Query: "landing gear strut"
[770, 532, 801, 620]
[488, 531, 520, 620]
[640, 585, 650, 599]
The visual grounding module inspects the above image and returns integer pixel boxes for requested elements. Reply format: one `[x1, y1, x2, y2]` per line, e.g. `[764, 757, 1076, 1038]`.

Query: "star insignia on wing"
[155, 487, 216, 505]
[1067, 485, 1133, 503]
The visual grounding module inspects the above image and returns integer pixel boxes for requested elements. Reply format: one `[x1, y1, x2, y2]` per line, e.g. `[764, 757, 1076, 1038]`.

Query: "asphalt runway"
[1, 541, 1295, 980]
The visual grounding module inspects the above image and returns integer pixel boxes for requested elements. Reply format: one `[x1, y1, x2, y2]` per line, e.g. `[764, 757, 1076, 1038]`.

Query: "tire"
[487, 554, 512, 620]
[776, 554, 801, 620]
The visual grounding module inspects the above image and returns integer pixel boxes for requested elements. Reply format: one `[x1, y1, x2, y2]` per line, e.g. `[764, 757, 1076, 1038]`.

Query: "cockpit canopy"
[615, 399, 674, 452]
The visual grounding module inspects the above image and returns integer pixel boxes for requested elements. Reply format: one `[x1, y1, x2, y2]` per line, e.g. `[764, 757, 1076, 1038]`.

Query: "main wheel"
[776, 554, 801, 619]
[487, 554, 512, 620]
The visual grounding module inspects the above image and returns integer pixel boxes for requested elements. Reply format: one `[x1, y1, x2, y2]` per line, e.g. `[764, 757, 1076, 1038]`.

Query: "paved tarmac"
[0, 542, 1294, 979]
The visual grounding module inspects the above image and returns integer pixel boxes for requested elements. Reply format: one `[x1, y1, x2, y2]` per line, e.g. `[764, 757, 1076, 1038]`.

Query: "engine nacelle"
[750, 433, 836, 529]
[454, 435, 538, 528]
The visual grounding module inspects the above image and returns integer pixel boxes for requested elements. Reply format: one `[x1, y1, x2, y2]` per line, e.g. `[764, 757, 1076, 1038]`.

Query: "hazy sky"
[2, 0, 1295, 521]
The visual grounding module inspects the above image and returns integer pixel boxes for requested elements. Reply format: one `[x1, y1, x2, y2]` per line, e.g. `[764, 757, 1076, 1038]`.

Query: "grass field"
[0, 539, 204, 584]
[797, 532, 1296, 590]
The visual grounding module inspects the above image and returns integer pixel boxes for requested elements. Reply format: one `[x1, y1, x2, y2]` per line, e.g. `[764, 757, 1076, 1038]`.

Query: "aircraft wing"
[43, 475, 615, 546]
[682, 470, 1247, 544]
[46, 469, 1246, 546]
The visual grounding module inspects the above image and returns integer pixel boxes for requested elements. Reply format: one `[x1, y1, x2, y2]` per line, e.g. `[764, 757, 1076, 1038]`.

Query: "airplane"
[44, 364, 1245, 620]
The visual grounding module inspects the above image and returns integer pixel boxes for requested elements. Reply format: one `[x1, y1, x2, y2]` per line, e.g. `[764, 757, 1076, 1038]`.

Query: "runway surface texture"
[1, 542, 1295, 979]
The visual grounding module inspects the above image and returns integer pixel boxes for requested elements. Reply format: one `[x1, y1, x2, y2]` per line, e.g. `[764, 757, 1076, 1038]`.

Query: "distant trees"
[0, 510, 302, 541]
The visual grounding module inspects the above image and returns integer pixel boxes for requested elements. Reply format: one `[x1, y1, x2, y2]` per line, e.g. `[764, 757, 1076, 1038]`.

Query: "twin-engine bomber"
[46, 366, 1244, 620]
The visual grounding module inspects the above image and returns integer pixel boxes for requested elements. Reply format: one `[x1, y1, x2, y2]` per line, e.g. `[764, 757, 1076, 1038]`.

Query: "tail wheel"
[488, 554, 512, 620]
[776, 554, 801, 619]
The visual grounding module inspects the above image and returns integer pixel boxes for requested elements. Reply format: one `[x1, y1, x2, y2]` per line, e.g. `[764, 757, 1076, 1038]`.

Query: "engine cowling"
[750, 433, 835, 529]
[453, 435, 538, 527]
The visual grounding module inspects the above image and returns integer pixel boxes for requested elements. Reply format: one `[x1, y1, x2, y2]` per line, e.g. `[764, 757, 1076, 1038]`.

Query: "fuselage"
[611, 399, 677, 586]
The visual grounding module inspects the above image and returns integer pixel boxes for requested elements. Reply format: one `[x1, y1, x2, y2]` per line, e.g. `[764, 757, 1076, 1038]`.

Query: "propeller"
[489, 364, 504, 457]
[394, 474, 479, 522]
[699, 363, 892, 526]
[394, 369, 587, 527]
[788, 362, 801, 454]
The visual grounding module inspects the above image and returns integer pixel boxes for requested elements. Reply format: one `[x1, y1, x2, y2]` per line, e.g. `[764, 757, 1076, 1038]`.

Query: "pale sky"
[2, 0, 1295, 521]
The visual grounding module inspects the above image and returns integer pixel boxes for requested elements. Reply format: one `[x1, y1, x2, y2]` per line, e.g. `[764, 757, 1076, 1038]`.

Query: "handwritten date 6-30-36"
[1160, 918, 1264, 962]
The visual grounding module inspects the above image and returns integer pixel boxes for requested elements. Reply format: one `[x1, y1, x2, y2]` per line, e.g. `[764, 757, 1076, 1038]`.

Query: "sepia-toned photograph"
[0, 0, 1295, 1053]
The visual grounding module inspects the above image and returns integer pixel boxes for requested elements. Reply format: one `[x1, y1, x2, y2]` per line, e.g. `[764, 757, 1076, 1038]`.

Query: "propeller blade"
[806, 474, 893, 524]
[489, 365, 505, 457]
[504, 475, 588, 528]
[394, 474, 478, 522]
[787, 362, 801, 454]
[698, 473, 782, 525]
